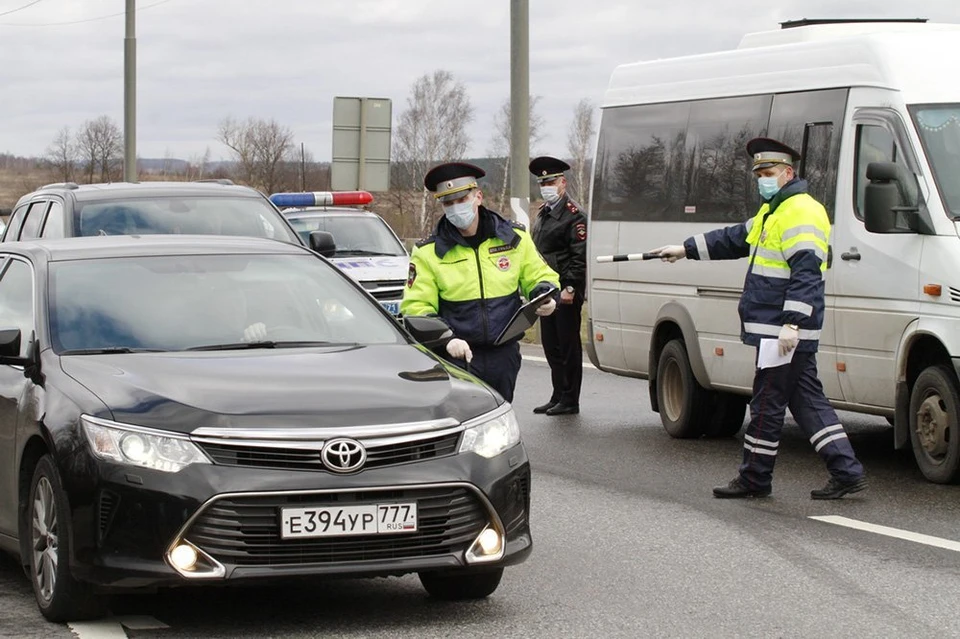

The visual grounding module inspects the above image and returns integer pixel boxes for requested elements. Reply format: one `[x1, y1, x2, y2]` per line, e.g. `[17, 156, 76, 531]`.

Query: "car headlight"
[81, 415, 210, 473]
[458, 407, 521, 458]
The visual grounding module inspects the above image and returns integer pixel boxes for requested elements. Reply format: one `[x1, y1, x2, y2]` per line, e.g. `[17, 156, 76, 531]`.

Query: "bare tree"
[186, 146, 212, 181]
[488, 95, 546, 213]
[393, 70, 474, 235]
[566, 98, 597, 203]
[217, 117, 295, 194]
[44, 126, 76, 182]
[75, 116, 123, 183]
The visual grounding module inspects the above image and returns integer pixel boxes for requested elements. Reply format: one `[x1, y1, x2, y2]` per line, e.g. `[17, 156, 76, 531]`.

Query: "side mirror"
[0, 328, 21, 360]
[403, 316, 454, 351]
[309, 230, 337, 258]
[864, 161, 919, 234]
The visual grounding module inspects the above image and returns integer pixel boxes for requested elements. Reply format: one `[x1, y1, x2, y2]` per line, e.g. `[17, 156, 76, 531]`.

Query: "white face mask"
[540, 185, 560, 204]
[443, 196, 477, 230]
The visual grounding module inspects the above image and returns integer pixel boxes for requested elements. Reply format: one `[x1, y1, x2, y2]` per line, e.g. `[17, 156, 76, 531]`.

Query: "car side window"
[18, 201, 50, 241]
[3, 205, 29, 242]
[41, 201, 65, 239]
[854, 124, 911, 220]
[0, 259, 35, 357]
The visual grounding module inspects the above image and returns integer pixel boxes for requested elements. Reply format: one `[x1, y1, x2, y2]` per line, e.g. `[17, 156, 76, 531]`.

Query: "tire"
[656, 339, 712, 438]
[908, 365, 960, 484]
[27, 455, 106, 622]
[419, 567, 504, 600]
[703, 392, 749, 438]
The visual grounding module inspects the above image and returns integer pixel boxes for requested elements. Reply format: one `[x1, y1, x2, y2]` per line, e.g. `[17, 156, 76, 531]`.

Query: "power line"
[0, 0, 174, 26]
[0, 0, 43, 18]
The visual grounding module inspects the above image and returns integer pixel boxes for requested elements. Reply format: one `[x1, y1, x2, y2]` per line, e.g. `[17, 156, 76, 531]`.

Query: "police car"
[270, 191, 408, 315]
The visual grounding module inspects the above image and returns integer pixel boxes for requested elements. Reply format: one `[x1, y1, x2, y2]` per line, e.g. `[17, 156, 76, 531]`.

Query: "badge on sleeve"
[575, 222, 587, 242]
[407, 262, 417, 288]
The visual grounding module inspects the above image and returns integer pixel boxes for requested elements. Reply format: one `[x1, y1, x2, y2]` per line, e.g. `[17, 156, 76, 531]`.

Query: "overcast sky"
[2, 0, 960, 163]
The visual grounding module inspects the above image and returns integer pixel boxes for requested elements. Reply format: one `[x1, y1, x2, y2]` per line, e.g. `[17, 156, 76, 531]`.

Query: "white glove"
[778, 324, 799, 357]
[446, 338, 473, 363]
[242, 322, 267, 342]
[651, 245, 686, 263]
[535, 298, 557, 317]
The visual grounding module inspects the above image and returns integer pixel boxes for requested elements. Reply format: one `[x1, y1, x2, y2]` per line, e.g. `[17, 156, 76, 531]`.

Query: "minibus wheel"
[908, 365, 960, 484]
[703, 393, 749, 438]
[656, 339, 710, 438]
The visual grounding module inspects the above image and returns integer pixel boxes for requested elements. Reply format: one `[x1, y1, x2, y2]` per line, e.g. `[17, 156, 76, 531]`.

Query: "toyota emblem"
[321, 438, 366, 473]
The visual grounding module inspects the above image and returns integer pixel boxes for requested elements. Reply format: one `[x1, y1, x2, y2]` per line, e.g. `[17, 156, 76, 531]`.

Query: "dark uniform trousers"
[450, 342, 522, 404]
[740, 350, 864, 490]
[539, 292, 583, 406]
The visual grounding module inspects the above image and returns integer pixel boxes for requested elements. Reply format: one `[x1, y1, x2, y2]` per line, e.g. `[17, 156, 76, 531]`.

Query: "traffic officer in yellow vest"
[650, 137, 867, 500]
[529, 156, 588, 416]
[401, 162, 560, 403]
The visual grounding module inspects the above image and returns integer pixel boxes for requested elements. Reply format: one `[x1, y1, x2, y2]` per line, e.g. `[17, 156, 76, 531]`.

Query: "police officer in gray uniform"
[529, 156, 588, 416]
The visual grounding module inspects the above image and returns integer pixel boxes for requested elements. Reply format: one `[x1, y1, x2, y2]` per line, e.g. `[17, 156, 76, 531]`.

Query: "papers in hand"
[757, 338, 795, 369]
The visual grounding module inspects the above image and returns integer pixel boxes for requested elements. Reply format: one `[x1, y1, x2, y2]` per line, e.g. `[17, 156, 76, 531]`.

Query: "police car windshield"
[287, 214, 407, 257]
[48, 253, 404, 353]
[910, 105, 960, 219]
[73, 197, 301, 244]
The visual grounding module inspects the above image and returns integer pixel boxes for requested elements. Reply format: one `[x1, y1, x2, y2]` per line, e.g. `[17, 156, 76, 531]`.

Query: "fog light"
[170, 544, 198, 571]
[477, 528, 502, 555]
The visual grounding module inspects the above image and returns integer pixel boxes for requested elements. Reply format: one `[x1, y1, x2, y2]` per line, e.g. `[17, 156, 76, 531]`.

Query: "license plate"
[380, 300, 400, 315]
[280, 503, 417, 539]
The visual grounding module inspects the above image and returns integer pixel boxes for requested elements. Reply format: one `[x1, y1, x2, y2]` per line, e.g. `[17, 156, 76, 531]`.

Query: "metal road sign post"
[331, 97, 392, 192]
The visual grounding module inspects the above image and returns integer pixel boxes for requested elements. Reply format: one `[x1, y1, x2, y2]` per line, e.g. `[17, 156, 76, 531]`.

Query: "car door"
[831, 103, 923, 408]
[0, 257, 37, 537]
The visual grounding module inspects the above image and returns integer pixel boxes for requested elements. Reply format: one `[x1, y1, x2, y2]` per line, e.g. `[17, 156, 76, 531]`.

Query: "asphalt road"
[2, 346, 959, 638]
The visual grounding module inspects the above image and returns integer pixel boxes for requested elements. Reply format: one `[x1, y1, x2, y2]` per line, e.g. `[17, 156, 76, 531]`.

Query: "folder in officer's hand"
[493, 287, 558, 347]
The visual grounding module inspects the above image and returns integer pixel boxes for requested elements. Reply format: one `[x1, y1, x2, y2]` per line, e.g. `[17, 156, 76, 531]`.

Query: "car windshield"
[286, 214, 407, 256]
[910, 105, 960, 219]
[73, 197, 301, 244]
[48, 253, 404, 353]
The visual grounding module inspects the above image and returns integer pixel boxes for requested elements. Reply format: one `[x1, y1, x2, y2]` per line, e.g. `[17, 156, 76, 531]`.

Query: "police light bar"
[269, 191, 374, 208]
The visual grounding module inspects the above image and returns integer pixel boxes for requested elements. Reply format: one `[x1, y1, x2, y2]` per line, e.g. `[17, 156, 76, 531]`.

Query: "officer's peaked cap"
[529, 156, 570, 182]
[424, 162, 485, 203]
[746, 137, 801, 170]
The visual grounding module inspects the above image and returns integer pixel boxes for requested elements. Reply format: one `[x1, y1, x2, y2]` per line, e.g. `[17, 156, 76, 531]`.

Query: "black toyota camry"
[0, 235, 531, 621]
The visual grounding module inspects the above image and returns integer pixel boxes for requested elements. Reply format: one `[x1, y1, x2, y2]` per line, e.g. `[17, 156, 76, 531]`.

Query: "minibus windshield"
[910, 105, 960, 219]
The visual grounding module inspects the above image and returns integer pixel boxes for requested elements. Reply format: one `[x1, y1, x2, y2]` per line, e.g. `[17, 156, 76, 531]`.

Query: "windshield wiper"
[185, 340, 352, 351]
[60, 347, 167, 355]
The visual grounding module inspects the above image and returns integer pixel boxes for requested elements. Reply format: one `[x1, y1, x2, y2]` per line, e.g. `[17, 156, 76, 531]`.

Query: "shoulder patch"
[510, 220, 526, 231]
[406, 262, 417, 288]
[574, 222, 586, 241]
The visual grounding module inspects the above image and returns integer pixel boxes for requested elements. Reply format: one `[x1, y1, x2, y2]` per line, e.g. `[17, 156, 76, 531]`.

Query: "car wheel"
[909, 366, 960, 484]
[703, 392, 749, 438]
[656, 339, 711, 438]
[419, 567, 504, 600]
[28, 455, 106, 622]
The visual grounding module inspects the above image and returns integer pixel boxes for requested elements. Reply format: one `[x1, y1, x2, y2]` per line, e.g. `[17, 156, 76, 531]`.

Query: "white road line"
[68, 620, 128, 639]
[524, 354, 597, 370]
[810, 515, 960, 552]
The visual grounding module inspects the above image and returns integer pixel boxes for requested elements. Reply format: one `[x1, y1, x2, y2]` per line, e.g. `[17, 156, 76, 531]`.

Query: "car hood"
[59, 344, 499, 434]
[329, 256, 409, 282]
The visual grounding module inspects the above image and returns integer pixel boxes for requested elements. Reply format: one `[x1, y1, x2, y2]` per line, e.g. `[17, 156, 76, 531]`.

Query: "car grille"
[363, 279, 405, 301]
[185, 486, 488, 566]
[197, 432, 461, 472]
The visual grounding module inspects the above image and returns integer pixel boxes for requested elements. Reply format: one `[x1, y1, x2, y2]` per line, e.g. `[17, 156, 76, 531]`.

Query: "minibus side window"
[854, 125, 907, 220]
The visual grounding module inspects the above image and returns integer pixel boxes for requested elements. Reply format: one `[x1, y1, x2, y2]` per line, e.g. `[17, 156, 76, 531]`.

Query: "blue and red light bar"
[269, 191, 374, 208]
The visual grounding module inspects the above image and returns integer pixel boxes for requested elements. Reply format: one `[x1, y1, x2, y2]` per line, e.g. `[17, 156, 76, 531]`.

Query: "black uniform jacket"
[531, 194, 587, 292]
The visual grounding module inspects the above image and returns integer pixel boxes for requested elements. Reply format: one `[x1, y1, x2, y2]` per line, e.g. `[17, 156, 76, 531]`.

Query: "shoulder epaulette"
[415, 235, 437, 248]
[510, 221, 526, 232]
[565, 201, 580, 215]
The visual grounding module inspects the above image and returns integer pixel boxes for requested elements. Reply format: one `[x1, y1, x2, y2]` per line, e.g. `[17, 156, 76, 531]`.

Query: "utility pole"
[123, 0, 137, 182]
[509, 0, 529, 228]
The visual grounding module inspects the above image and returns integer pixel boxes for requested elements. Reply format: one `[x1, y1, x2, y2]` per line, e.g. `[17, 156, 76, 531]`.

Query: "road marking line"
[810, 515, 960, 552]
[524, 354, 596, 370]
[68, 620, 128, 639]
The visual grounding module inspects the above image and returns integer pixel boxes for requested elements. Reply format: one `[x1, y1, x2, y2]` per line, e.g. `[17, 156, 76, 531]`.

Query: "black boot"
[533, 401, 557, 414]
[811, 475, 867, 500]
[545, 403, 579, 416]
[712, 477, 771, 498]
